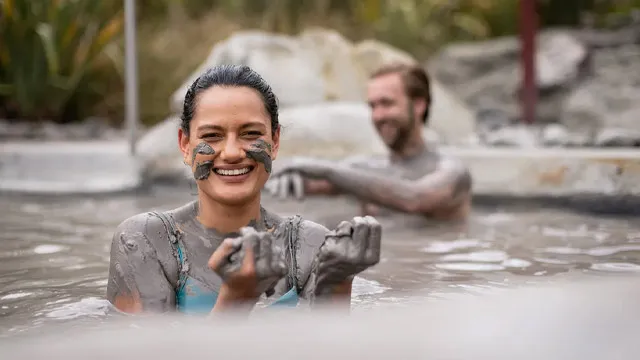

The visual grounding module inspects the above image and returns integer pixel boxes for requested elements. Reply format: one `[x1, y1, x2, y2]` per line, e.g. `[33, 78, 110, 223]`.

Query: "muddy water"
[1, 186, 640, 338]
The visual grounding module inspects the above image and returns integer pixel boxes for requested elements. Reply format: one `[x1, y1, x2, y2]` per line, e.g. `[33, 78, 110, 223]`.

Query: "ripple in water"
[502, 258, 532, 268]
[351, 277, 389, 297]
[33, 245, 67, 255]
[1, 292, 34, 301]
[439, 250, 508, 263]
[542, 244, 640, 257]
[590, 263, 640, 273]
[434, 263, 506, 272]
[44, 297, 112, 320]
[421, 239, 488, 254]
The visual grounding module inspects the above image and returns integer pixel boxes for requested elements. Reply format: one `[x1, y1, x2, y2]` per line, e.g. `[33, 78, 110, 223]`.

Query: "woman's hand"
[208, 227, 287, 310]
[310, 216, 382, 299]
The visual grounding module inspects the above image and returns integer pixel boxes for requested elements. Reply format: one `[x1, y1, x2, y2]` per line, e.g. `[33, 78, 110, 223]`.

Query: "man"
[266, 63, 472, 221]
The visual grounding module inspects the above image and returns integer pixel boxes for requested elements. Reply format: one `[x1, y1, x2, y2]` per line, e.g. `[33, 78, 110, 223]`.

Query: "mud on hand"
[311, 216, 382, 296]
[208, 227, 287, 298]
[264, 156, 332, 200]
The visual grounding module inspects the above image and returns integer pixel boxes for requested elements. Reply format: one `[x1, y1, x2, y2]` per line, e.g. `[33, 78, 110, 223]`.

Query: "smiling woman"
[106, 65, 382, 315]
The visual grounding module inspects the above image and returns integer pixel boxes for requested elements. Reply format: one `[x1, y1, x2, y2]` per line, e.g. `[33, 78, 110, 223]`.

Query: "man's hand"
[208, 227, 287, 302]
[265, 157, 333, 200]
[265, 171, 305, 200]
[310, 216, 382, 298]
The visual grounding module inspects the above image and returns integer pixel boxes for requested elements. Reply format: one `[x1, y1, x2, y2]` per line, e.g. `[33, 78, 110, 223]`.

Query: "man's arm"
[303, 155, 387, 196]
[321, 158, 471, 215]
[106, 214, 176, 314]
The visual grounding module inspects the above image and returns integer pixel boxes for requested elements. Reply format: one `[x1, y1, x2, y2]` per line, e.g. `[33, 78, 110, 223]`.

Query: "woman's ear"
[178, 128, 191, 165]
[270, 126, 280, 161]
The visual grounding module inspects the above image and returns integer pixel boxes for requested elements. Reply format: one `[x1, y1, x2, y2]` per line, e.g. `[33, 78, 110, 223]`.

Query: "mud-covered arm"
[106, 214, 176, 314]
[320, 158, 471, 215]
[296, 221, 352, 308]
[303, 155, 386, 196]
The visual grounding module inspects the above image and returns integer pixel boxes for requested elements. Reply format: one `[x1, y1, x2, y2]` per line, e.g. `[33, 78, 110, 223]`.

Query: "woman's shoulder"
[112, 201, 196, 247]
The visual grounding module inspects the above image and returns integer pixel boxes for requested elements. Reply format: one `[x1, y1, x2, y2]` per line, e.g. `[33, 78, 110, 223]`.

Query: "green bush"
[0, 0, 123, 122]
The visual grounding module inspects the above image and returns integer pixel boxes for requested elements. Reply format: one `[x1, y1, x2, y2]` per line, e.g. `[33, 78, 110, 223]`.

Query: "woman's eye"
[244, 131, 263, 137]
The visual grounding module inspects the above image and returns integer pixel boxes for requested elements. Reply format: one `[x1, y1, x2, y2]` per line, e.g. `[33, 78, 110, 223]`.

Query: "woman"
[106, 65, 381, 315]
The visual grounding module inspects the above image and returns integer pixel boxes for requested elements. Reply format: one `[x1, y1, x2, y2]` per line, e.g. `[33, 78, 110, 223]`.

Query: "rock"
[136, 115, 189, 182]
[541, 124, 570, 147]
[475, 108, 513, 139]
[594, 128, 640, 147]
[483, 125, 540, 148]
[298, 29, 368, 102]
[430, 30, 588, 112]
[277, 102, 386, 159]
[352, 39, 417, 75]
[431, 31, 582, 123]
[428, 80, 476, 145]
[431, 25, 640, 147]
[170, 31, 327, 112]
[534, 32, 588, 89]
[171, 28, 476, 146]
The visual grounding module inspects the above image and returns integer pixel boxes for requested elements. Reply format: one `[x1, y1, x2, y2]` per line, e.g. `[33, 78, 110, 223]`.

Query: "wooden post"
[124, 0, 139, 155]
[519, 0, 538, 124]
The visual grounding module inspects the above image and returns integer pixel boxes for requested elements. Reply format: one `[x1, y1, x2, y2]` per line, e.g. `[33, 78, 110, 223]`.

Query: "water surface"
[1, 186, 639, 337]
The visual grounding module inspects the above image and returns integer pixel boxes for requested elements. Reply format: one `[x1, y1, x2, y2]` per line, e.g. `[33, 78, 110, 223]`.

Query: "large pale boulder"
[171, 28, 475, 146]
[170, 31, 327, 111]
[277, 102, 386, 159]
[136, 115, 186, 181]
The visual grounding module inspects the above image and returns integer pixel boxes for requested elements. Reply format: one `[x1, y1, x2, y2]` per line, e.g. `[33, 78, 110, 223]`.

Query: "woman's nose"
[219, 137, 244, 163]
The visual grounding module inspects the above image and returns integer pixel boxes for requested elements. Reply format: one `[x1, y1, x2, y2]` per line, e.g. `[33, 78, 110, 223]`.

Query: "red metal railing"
[519, 0, 538, 124]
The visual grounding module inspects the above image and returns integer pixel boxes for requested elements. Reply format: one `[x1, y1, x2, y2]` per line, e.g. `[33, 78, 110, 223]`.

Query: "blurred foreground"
[3, 275, 639, 360]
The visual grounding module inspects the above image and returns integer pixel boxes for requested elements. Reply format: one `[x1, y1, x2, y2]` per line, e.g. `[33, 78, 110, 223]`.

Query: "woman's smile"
[213, 164, 256, 183]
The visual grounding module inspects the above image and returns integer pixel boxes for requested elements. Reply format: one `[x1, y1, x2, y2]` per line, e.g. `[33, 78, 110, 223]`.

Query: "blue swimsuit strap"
[149, 211, 188, 290]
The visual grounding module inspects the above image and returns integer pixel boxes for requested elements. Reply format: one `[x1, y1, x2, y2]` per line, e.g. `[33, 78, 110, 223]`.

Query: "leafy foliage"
[0, 0, 123, 122]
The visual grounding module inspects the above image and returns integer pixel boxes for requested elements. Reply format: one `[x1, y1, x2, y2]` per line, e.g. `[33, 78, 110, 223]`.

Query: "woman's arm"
[106, 213, 176, 314]
[296, 221, 354, 310]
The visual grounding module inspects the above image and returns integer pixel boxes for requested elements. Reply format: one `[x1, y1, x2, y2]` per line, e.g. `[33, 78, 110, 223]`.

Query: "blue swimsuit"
[151, 211, 301, 314]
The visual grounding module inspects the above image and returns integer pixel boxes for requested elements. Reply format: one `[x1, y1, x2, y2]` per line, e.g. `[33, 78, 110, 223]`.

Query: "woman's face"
[178, 86, 279, 207]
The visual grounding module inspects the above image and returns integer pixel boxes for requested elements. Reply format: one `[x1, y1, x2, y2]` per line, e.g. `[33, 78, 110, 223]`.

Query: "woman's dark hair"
[180, 65, 279, 135]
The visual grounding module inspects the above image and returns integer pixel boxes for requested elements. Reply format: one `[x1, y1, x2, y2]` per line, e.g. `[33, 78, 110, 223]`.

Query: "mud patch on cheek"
[191, 142, 215, 181]
[191, 142, 215, 164]
[194, 161, 214, 180]
[246, 139, 273, 174]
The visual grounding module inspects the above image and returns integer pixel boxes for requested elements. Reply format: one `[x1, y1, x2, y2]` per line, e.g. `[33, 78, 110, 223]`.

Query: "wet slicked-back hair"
[370, 63, 432, 124]
[180, 65, 279, 136]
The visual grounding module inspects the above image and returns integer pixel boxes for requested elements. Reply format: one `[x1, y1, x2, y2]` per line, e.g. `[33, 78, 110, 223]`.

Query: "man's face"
[366, 73, 414, 151]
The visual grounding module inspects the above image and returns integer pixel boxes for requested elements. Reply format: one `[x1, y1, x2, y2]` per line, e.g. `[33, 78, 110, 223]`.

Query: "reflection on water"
[1, 186, 640, 337]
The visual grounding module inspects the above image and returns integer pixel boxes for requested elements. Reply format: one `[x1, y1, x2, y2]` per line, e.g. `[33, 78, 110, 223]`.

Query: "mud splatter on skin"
[191, 142, 215, 164]
[106, 228, 176, 312]
[211, 227, 287, 297]
[246, 139, 272, 174]
[194, 161, 214, 180]
[191, 142, 215, 181]
[306, 216, 381, 301]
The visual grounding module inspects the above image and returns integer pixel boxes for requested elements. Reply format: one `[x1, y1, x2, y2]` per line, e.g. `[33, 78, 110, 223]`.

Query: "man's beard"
[386, 120, 412, 152]
[385, 100, 417, 152]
